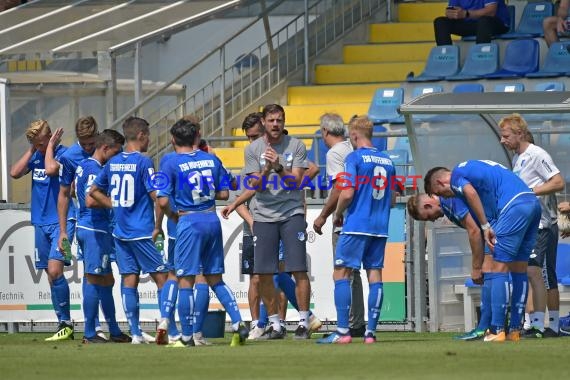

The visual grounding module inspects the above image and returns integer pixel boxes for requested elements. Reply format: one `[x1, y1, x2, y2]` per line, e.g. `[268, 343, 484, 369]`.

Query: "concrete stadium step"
[369, 22, 435, 43]
[314, 61, 424, 84]
[287, 83, 400, 105]
[398, 2, 448, 23]
[215, 147, 245, 169]
[283, 103, 370, 126]
[343, 42, 433, 64]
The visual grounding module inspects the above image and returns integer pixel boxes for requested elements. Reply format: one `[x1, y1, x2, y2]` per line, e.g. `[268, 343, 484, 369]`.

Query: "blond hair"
[26, 119, 50, 143]
[348, 115, 373, 139]
[406, 195, 421, 221]
[75, 116, 98, 139]
[498, 113, 529, 136]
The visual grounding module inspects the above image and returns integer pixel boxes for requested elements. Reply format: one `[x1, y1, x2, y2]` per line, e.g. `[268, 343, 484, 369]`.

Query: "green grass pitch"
[1, 332, 569, 379]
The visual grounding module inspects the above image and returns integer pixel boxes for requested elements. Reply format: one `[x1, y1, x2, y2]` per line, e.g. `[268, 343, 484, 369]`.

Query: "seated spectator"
[543, 0, 569, 47]
[434, 0, 510, 45]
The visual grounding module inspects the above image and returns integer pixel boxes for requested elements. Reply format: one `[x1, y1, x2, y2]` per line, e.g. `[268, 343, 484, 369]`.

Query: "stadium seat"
[499, 1, 554, 38]
[368, 87, 405, 124]
[534, 81, 565, 91]
[526, 41, 570, 78]
[557, 243, 570, 283]
[485, 39, 539, 78]
[411, 85, 443, 99]
[492, 83, 525, 92]
[452, 83, 484, 93]
[407, 45, 459, 82]
[307, 129, 328, 172]
[372, 125, 388, 152]
[462, 5, 515, 41]
[447, 43, 499, 80]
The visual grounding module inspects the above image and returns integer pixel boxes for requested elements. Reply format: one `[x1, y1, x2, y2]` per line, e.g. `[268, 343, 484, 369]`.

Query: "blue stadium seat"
[500, 1, 554, 38]
[534, 81, 565, 91]
[372, 125, 388, 152]
[452, 83, 484, 93]
[526, 41, 570, 78]
[407, 45, 460, 82]
[463, 5, 515, 41]
[411, 85, 443, 99]
[368, 87, 405, 124]
[556, 243, 570, 284]
[485, 39, 539, 78]
[447, 43, 499, 80]
[492, 83, 525, 92]
[307, 130, 328, 172]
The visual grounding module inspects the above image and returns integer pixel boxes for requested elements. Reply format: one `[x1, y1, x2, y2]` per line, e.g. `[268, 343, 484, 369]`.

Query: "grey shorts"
[528, 224, 559, 289]
[241, 235, 254, 275]
[253, 214, 307, 274]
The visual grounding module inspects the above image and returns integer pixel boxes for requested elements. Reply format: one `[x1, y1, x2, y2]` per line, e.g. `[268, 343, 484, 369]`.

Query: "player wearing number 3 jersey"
[317, 116, 395, 345]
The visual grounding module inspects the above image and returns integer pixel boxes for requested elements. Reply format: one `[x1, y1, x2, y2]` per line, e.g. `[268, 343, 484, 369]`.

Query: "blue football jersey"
[94, 151, 156, 240]
[75, 157, 111, 232]
[158, 152, 178, 239]
[450, 160, 533, 224]
[439, 196, 481, 228]
[59, 142, 91, 220]
[157, 150, 230, 212]
[340, 147, 395, 236]
[28, 145, 67, 226]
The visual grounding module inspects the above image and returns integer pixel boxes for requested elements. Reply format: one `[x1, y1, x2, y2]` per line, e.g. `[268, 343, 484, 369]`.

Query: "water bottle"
[61, 237, 72, 262]
[155, 233, 167, 264]
[155, 233, 165, 255]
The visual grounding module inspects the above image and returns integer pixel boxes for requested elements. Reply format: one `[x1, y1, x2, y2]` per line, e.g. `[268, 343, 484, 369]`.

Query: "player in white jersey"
[312, 113, 365, 337]
[499, 114, 565, 337]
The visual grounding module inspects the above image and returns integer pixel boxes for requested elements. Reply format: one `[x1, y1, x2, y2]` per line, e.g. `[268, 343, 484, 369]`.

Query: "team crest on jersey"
[76, 165, 84, 177]
[176, 269, 184, 276]
[297, 232, 306, 241]
[452, 185, 462, 194]
[259, 154, 266, 166]
[284, 152, 293, 162]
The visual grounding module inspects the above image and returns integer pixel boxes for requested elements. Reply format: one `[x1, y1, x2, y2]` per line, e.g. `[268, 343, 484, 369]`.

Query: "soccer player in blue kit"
[89, 117, 171, 344]
[157, 118, 248, 347]
[317, 116, 395, 344]
[407, 194, 497, 340]
[56, 116, 104, 338]
[75, 129, 130, 343]
[10, 120, 75, 341]
[425, 160, 541, 342]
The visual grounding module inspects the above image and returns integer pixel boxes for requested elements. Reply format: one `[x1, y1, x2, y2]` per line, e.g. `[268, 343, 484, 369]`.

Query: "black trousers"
[434, 16, 509, 45]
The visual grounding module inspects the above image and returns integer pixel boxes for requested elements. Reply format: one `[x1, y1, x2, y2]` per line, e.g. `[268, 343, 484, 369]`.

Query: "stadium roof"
[399, 91, 570, 114]
[0, 0, 242, 57]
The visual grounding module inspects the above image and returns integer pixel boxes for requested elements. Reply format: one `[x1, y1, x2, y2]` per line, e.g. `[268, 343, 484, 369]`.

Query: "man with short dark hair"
[425, 160, 541, 342]
[157, 117, 248, 347]
[76, 129, 130, 343]
[89, 117, 171, 344]
[243, 104, 312, 339]
[434, 0, 510, 45]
